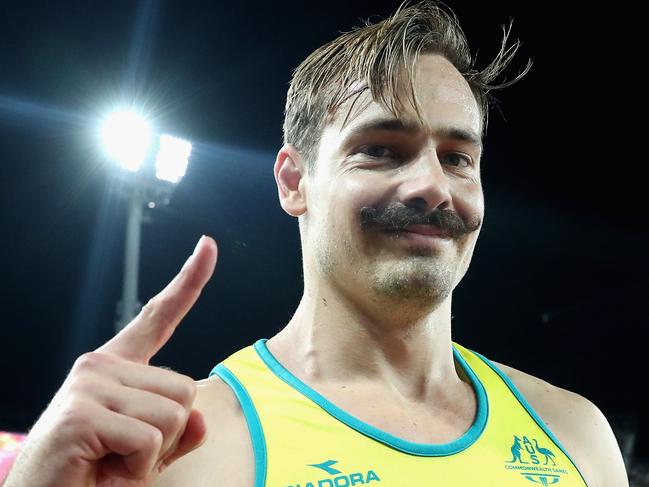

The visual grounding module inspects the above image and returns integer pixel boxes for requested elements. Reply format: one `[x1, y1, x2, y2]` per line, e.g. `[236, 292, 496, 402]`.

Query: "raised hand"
[4, 235, 218, 487]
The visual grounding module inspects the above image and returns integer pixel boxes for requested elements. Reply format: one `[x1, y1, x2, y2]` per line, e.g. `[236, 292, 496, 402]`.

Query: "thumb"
[159, 409, 208, 470]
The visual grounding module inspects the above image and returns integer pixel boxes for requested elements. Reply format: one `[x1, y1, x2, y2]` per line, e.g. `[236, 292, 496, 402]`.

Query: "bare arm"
[540, 387, 628, 487]
[151, 376, 255, 487]
[494, 361, 628, 487]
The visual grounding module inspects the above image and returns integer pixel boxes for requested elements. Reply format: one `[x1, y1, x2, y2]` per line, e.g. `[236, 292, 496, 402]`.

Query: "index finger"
[98, 235, 218, 363]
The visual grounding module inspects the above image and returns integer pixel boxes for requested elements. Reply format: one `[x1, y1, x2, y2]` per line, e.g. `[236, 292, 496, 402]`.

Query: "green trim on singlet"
[209, 363, 267, 487]
[253, 338, 489, 456]
[472, 351, 589, 486]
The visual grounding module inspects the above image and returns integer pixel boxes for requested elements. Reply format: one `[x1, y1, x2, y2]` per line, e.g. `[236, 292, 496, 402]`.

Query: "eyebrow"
[342, 117, 483, 152]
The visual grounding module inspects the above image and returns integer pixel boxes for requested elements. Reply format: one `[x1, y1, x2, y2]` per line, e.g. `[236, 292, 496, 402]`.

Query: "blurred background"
[0, 0, 646, 483]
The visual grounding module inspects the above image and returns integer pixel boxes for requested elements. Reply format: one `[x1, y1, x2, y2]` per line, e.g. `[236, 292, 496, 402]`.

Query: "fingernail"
[154, 458, 166, 474]
[193, 235, 206, 256]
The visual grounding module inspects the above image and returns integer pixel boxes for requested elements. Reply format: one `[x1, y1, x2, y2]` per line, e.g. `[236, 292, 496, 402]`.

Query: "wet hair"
[282, 0, 532, 177]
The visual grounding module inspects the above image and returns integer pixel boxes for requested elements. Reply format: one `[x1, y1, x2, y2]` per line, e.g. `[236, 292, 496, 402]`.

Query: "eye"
[357, 144, 396, 159]
[441, 152, 472, 168]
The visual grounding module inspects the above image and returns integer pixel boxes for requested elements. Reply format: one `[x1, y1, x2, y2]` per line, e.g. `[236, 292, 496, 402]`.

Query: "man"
[4, 2, 628, 486]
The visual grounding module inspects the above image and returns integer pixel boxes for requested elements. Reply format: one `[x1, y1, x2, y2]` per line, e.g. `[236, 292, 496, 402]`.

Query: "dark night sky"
[0, 0, 646, 456]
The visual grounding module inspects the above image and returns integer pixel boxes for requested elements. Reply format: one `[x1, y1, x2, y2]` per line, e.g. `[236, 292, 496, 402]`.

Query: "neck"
[267, 277, 465, 403]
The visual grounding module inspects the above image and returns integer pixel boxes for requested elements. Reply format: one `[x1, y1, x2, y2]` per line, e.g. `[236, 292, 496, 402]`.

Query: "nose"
[397, 148, 453, 214]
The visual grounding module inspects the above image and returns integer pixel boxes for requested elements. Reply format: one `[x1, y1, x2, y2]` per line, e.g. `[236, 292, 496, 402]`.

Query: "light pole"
[100, 110, 192, 332]
[120, 183, 144, 331]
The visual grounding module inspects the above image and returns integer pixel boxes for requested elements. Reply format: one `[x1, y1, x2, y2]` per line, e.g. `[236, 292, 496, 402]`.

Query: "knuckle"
[142, 426, 164, 452]
[168, 403, 187, 431]
[72, 352, 108, 372]
[140, 296, 158, 318]
[176, 376, 197, 405]
[57, 399, 93, 431]
[66, 375, 94, 395]
[73, 352, 102, 371]
[141, 294, 175, 328]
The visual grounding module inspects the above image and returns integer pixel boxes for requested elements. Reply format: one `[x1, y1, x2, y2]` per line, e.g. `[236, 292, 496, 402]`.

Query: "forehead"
[319, 54, 481, 152]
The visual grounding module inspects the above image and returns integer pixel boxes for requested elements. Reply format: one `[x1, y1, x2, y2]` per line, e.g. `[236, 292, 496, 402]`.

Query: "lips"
[403, 224, 448, 237]
[382, 224, 449, 239]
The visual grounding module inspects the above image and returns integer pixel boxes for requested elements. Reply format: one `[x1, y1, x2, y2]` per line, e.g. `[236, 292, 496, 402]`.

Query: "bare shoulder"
[492, 360, 628, 487]
[151, 374, 255, 487]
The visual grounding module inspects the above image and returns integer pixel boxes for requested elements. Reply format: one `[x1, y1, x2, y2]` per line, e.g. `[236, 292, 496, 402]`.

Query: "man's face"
[300, 54, 484, 310]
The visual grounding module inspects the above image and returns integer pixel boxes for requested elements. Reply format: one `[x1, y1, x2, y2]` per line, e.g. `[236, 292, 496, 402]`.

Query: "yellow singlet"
[210, 339, 588, 487]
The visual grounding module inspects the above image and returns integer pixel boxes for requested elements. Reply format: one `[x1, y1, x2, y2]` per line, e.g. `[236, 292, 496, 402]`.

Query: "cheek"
[315, 190, 352, 238]
[335, 178, 377, 224]
[454, 180, 484, 220]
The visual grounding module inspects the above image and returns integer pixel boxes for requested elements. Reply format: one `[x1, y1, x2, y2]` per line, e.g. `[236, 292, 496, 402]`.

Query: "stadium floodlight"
[100, 110, 151, 172]
[99, 109, 193, 332]
[155, 134, 192, 183]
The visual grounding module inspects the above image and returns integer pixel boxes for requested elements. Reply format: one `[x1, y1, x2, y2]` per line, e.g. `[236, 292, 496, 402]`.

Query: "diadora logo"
[286, 459, 381, 487]
[504, 435, 569, 485]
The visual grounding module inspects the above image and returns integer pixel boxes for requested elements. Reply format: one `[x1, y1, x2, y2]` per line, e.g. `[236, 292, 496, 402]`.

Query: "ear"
[274, 144, 308, 218]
